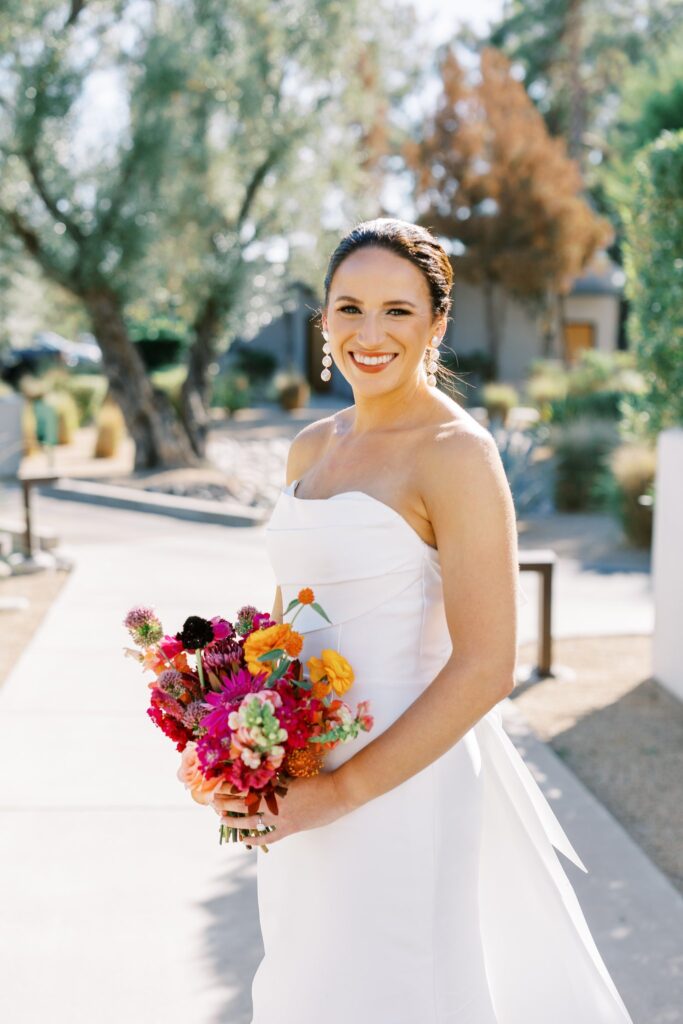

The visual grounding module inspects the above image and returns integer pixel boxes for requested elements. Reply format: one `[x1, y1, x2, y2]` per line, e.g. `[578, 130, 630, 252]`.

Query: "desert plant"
[94, 401, 126, 458]
[20, 400, 40, 455]
[210, 372, 251, 416]
[50, 372, 109, 426]
[525, 371, 569, 410]
[550, 417, 621, 511]
[63, 374, 108, 426]
[274, 371, 310, 411]
[601, 442, 657, 548]
[482, 383, 519, 424]
[43, 390, 80, 444]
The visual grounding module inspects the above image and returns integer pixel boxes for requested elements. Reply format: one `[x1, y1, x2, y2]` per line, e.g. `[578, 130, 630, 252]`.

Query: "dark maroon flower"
[175, 615, 214, 651]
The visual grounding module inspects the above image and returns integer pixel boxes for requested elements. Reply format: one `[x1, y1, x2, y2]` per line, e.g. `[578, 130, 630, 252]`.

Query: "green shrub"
[210, 372, 251, 415]
[230, 343, 278, 381]
[525, 371, 569, 412]
[53, 373, 108, 426]
[128, 317, 188, 371]
[482, 382, 520, 423]
[597, 442, 657, 548]
[44, 389, 80, 444]
[440, 348, 496, 390]
[150, 365, 188, 419]
[550, 417, 621, 511]
[621, 129, 683, 436]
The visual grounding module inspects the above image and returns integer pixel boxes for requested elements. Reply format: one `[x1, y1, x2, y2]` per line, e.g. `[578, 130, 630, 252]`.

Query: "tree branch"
[65, 0, 87, 28]
[235, 147, 282, 231]
[0, 206, 75, 291]
[20, 146, 85, 244]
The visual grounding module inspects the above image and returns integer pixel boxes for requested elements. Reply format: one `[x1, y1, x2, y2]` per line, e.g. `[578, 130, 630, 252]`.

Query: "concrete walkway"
[0, 492, 679, 1023]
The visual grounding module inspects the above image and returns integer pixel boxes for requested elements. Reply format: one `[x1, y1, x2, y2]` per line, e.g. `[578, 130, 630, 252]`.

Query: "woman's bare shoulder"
[418, 400, 508, 508]
[284, 406, 353, 485]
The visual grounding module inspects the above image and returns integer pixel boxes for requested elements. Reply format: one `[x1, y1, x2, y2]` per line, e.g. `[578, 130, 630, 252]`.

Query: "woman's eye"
[388, 308, 410, 315]
[338, 305, 360, 314]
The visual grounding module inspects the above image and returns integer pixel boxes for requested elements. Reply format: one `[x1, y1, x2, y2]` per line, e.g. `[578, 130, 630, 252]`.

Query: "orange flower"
[243, 622, 303, 676]
[310, 677, 332, 700]
[177, 742, 224, 805]
[297, 587, 315, 605]
[307, 649, 355, 696]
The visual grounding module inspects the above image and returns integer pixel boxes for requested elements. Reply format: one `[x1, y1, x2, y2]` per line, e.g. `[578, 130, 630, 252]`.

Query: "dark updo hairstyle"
[318, 217, 463, 396]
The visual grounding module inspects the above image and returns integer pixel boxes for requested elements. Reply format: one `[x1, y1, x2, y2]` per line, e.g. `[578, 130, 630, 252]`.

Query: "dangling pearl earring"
[321, 329, 332, 382]
[426, 337, 440, 387]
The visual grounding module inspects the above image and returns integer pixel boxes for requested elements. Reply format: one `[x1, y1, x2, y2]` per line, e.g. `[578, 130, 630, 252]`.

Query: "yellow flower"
[297, 587, 315, 605]
[243, 623, 303, 676]
[307, 649, 355, 696]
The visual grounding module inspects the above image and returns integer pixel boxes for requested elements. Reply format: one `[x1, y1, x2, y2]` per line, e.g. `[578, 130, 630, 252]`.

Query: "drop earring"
[321, 328, 332, 382]
[426, 337, 440, 387]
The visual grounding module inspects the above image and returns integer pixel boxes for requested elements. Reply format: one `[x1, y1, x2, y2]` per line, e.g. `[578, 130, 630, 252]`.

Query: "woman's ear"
[432, 316, 447, 345]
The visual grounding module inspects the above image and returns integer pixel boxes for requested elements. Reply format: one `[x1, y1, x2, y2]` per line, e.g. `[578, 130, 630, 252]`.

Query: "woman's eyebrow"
[335, 295, 416, 308]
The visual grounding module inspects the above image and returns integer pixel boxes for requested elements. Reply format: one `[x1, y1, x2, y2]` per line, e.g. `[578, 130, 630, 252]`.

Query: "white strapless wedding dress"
[249, 478, 635, 1024]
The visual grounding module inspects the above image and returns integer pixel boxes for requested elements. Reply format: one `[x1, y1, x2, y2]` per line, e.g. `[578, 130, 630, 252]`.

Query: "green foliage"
[482, 383, 520, 422]
[43, 388, 79, 444]
[441, 348, 496, 388]
[0, 0, 415, 460]
[525, 351, 645, 423]
[549, 416, 621, 511]
[52, 372, 109, 426]
[210, 372, 252, 415]
[593, 442, 656, 548]
[150, 365, 188, 418]
[229, 343, 278, 381]
[621, 129, 683, 436]
[487, 0, 683, 168]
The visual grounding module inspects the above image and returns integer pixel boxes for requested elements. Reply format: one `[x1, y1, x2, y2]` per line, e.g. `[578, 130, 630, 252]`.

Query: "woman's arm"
[332, 426, 520, 815]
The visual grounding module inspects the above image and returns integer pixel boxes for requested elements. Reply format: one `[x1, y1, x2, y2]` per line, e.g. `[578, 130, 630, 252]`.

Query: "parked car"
[0, 332, 101, 386]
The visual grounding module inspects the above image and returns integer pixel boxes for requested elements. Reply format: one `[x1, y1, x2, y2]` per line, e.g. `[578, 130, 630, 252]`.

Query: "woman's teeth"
[351, 352, 397, 366]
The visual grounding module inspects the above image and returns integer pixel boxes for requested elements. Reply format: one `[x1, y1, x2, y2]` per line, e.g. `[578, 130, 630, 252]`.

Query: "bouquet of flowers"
[123, 587, 373, 852]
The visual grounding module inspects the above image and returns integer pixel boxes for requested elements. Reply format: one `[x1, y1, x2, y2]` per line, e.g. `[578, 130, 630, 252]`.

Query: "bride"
[211, 218, 635, 1023]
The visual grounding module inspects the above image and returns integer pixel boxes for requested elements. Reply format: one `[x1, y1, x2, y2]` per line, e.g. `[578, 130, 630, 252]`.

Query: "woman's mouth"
[350, 351, 398, 373]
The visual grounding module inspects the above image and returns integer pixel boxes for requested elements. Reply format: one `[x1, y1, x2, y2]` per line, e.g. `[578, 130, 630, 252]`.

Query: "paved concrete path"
[0, 492, 679, 1023]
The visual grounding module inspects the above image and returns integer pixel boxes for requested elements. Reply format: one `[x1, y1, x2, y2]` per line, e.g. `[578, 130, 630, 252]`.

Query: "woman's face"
[322, 246, 445, 391]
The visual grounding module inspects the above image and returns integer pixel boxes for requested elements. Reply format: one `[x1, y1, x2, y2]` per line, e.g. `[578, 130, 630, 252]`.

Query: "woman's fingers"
[212, 793, 249, 813]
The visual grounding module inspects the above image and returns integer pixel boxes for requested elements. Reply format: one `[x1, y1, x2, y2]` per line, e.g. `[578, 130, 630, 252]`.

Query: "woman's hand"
[210, 771, 351, 847]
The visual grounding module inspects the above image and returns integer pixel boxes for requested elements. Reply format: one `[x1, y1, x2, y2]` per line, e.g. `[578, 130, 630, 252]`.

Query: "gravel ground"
[511, 634, 683, 896]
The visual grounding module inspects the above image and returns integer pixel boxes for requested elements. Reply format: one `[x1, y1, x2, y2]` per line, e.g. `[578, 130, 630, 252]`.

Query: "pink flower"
[210, 616, 234, 641]
[356, 700, 374, 731]
[177, 741, 224, 805]
[160, 635, 184, 659]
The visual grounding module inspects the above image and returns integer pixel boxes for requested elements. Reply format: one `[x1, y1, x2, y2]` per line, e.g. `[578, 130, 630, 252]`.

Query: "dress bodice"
[264, 478, 453, 690]
[264, 478, 454, 770]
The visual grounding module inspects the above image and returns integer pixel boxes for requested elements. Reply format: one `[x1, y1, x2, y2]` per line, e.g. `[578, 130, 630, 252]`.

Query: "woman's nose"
[357, 315, 384, 345]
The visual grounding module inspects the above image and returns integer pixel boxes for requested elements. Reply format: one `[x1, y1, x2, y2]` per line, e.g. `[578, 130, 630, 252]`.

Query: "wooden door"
[563, 322, 595, 364]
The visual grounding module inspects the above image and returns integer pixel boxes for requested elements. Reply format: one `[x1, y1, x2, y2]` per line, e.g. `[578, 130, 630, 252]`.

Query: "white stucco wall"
[563, 294, 619, 352]
[448, 279, 543, 385]
[652, 427, 683, 701]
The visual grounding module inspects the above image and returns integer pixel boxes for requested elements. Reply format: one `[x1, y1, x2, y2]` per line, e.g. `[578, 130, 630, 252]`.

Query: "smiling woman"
[244, 218, 636, 1024]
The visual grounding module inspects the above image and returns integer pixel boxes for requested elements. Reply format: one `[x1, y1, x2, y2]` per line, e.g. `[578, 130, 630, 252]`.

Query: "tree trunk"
[85, 288, 201, 470]
[179, 296, 221, 459]
[565, 0, 587, 166]
[482, 278, 502, 379]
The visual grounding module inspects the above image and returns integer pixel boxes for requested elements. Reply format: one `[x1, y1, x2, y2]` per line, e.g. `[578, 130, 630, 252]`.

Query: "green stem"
[196, 648, 206, 691]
